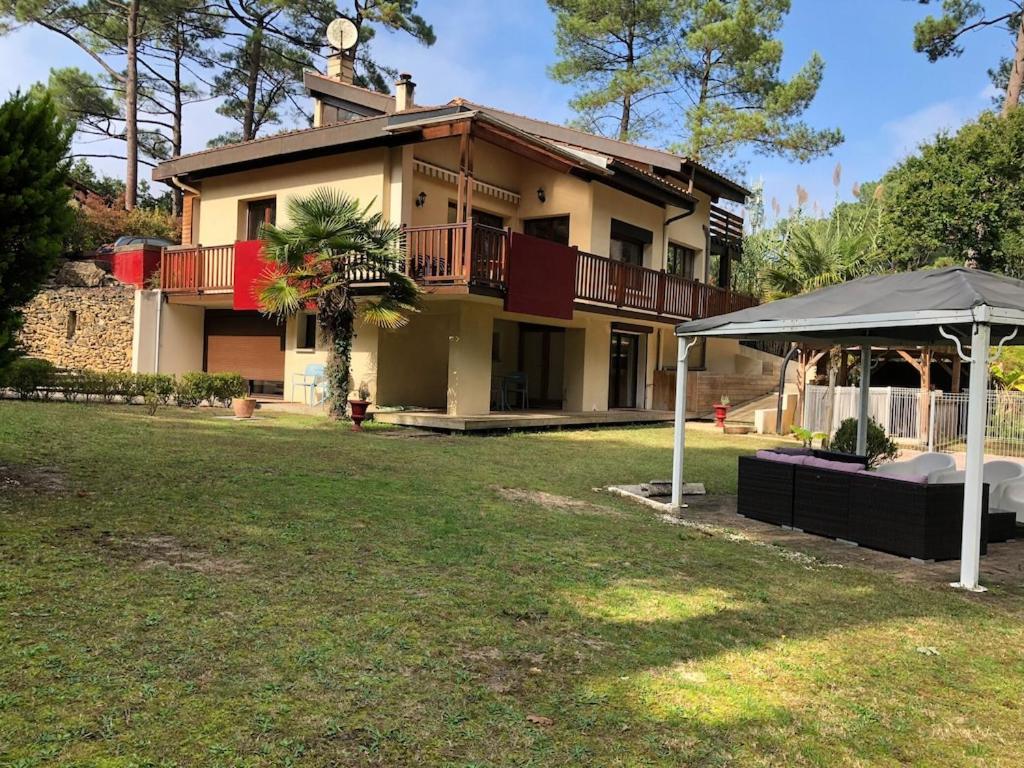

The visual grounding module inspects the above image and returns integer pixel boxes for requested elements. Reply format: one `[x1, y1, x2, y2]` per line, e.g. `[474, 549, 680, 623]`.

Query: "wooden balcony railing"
[576, 250, 755, 319]
[709, 203, 743, 250]
[399, 220, 508, 288]
[161, 244, 234, 293]
[159, 222, 755, 320]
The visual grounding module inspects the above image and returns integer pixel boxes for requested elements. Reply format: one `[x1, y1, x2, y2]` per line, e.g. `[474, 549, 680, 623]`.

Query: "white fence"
[804, 385, 923, 441]
[804, 385, 1024, 458]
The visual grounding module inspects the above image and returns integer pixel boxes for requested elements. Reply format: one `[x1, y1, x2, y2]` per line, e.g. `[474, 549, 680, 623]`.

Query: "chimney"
[395, 73, 416, 112]
[327, 51, 355, 84]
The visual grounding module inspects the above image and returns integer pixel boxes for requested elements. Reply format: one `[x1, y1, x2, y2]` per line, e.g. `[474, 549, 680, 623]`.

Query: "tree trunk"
[124, 0, 140, 210]
[618, 92, 632, 141]
[242, 25, 264, 141]
[1003, 14, 1024, 116]
[617, 28, 635, 141]
[171, 38, 184, 217]
[326, 307, 354, 419]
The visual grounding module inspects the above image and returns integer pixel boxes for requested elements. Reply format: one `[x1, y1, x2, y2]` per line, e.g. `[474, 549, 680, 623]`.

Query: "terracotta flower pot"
[349, 399, 371, 431]
[233, 397, 257, 419]
[713, 403, 730, 428]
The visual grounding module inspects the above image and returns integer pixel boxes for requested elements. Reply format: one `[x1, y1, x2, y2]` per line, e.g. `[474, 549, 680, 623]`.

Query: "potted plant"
[713, 395, 731, 428]
[348, 382, 372, 431]
[229, 377, 257, 419]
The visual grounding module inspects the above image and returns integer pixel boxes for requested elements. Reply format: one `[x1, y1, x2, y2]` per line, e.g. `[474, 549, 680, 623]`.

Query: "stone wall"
[18, 264, 136, 372]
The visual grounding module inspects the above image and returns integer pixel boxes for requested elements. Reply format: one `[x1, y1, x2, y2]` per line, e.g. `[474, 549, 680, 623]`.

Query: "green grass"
[2, 402, 1024, 767]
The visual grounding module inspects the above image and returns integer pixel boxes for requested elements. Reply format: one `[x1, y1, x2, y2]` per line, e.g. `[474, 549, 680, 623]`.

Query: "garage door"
[203, 310, 285, 384]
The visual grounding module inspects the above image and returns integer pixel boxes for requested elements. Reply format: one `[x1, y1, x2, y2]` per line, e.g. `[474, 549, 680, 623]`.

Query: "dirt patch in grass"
[495, 486, 621, 517]
[97, 533, 251, 575]
[460, 646, 548, 695]
[0, 463, 68, 494]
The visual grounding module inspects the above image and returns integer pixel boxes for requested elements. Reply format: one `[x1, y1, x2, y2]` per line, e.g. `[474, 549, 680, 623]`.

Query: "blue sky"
[0, 0, 1013, 216]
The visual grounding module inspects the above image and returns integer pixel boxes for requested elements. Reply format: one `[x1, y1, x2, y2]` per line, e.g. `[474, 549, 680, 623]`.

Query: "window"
[66, 310, 78, 339]
[297, 313, 317, 350]
[667, 243, 697, 280]
[610, 219, 652, 267]
[523, 215, 570, 246]
[246, 198, 276, 240]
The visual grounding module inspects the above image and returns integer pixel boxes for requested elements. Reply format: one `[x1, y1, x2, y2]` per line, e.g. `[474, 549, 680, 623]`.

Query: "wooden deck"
[373, 408, 675, 433]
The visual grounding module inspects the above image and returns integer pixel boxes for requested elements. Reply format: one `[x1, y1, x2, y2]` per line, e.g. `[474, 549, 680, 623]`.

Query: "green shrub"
[209, 372, 247, 406]
[137, 374, 175, 406]
[831, 417, 898, 469]
[174, 371, 216, 407]
[0, 358, 55, 399]
[113, 372, 147, 402]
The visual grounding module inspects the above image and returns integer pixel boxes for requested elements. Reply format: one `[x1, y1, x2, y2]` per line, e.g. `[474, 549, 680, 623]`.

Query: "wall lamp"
[415, 191, 427, 207]
[536, 187, 546, 203]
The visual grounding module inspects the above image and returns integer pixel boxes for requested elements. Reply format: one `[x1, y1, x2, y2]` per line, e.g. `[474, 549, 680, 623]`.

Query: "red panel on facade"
[504, 233, 577, 320]
[95, 246, 161, 288]
[232, 239, 277, 310]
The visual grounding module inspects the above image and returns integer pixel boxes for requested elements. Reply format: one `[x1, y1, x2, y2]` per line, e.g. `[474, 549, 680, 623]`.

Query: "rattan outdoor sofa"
[738, 450, 992, 561]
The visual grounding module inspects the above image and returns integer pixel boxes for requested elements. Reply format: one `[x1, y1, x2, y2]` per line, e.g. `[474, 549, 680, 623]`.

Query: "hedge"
[0, 359, 247, 408]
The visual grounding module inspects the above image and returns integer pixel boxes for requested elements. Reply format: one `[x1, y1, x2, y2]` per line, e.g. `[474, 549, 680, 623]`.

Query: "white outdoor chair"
[930, 460, 1024, 505]
[874, 452, 955, 481]
[994, 479, 1024, 523]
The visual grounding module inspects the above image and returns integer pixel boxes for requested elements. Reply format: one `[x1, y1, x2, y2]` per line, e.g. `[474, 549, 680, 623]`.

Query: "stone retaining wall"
[18, 285, 135, 372]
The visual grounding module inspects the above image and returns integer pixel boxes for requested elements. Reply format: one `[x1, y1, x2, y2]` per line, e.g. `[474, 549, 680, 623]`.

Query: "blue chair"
[292, 363, 326, 405]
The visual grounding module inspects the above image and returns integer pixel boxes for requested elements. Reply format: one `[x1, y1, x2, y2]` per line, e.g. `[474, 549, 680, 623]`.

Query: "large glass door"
[609, 332, 640, 409]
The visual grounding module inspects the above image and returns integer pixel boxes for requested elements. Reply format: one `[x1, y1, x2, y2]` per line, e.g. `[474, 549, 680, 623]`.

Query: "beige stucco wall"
[193, 147, 394, 246]
[281, 313, 330, 401]
[408, 137, 596, 249]
[157, 301, 205, 375]
[375, 305, 454, 408]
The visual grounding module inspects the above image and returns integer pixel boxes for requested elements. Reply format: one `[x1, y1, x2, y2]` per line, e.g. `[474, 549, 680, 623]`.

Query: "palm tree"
[258, 188, 419, 418]
[763, 191, 886, 300]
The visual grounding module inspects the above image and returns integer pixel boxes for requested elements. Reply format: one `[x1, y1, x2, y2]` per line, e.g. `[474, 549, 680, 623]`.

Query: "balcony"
[159, 221, 755, 321]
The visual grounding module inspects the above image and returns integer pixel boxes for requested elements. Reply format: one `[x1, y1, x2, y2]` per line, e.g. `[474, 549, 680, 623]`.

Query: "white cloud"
[882, 100, 969, 161]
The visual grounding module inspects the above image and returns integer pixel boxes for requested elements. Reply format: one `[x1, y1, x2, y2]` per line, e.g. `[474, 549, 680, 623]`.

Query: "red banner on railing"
[233, 240, 274, 310]
[505, 233, 577, 320]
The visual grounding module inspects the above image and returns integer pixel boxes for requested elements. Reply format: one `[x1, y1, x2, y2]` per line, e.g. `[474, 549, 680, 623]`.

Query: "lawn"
[2, 402, 1024, 767]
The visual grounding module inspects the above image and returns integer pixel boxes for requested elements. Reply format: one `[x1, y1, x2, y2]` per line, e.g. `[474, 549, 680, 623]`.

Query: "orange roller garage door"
[203, 310, 285, 384]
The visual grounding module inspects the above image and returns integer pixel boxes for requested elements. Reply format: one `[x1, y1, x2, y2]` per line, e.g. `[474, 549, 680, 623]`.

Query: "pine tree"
[912, 0, 1023, 115]
[548, 0, 680, 141]
[672, 0, 842, 167]
[0, 92, 74, 366]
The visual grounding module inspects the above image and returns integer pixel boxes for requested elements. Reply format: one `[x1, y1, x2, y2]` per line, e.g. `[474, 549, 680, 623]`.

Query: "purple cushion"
[774, 446, 813, 456]
[803, 457, 865, 473]
[861, 469, 928, 484]
[755, 450, 807, 465]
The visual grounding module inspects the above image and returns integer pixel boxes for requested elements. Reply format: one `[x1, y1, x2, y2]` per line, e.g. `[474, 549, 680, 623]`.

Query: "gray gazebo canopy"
[671, 267, 1024, 592]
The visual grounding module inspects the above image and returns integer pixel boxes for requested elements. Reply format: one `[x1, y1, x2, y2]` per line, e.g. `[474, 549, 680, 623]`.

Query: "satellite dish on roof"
[326, 18, 357, 51]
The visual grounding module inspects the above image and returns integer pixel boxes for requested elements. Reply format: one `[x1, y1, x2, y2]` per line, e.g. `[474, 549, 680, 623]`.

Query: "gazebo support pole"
[856, 345, 871, 456]
[671, 336, 695, 510]
[953, 322, 991, 592]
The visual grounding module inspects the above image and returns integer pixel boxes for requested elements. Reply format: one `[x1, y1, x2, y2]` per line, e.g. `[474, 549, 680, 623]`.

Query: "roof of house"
[153, 82, 747, 205]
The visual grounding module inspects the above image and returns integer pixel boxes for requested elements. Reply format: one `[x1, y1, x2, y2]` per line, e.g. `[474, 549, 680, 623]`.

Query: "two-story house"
[140, 60, 773, 426]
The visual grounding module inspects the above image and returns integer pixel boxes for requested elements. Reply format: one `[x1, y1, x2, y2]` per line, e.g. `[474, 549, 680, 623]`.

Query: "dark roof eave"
[152, 115, 400, 182]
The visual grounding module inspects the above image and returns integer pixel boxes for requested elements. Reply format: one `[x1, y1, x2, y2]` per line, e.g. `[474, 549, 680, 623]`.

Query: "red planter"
[349, 399, 371, 431]
[713, 403, 730, 428]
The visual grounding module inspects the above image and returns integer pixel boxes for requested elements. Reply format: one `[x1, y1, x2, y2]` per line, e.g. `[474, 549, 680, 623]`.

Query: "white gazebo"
[672, 267, 1024, 591]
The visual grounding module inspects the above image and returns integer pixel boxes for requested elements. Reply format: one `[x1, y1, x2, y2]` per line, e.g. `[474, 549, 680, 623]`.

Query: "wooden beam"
[896, 349, 923, 373]
[472, 122, 577, 173]
[421, 121, 470, 141]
